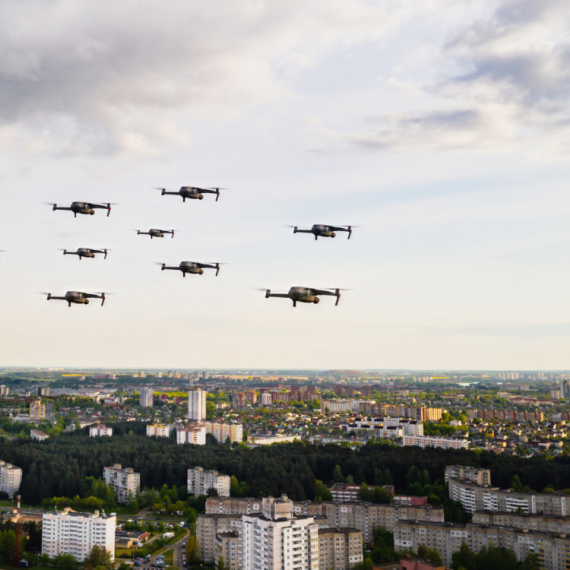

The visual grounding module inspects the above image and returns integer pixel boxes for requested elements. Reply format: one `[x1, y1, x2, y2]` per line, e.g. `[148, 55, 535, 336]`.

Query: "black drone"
[158, 186, 222, 202]
[62, 248, 108, 260]
[50, 202, 113, 217]
[137, 229, 175, 239]
[292, 224, 353, 240]
[46, 291, 106, 307]
[160, 261, 222, 277]
[264, 287, 342, 307]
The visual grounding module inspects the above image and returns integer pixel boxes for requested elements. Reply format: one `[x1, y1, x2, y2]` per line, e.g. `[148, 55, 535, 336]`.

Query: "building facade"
[0, 461, 22, 497]
[140, 387, 154, 408]
[402, 435, 468, 450]
[146, 424, 171, 437]
[205, 422, 243, 444]
[318, 527, 363, 570]
[29, 398, 45, 421]
[42, 508, 116, 562]
[103, 465, 140, 504]
[242, 495, 320, 570]
[188, 388, 206, 421]
[89, 424, 113, 437]
[188, 467, 231, 497]
[176, 425, 206, 445]
[214, 532, 240, 570]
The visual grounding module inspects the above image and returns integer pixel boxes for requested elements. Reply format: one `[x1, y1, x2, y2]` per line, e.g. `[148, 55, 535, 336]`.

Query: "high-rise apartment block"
[42, 508, 116, 562]
[402, 435, 468, 450]
[197, 514, 242, 563]
[242, 495, 319, 570]
[205, 422, 243, 444]
[444, 465, 491, 486]
[140, 387, 154, 408]
[0, 461, 22, 497]
[103, 465, 140, 504]
[318, 528, 363, 570]
[89, 424, 113, 437]
[188, 388, 206, 421]
[29, 398, 45, 421]
[215, 531, 240, 570]
[176, 425, 206, 445]
[188, 467, 230, 497]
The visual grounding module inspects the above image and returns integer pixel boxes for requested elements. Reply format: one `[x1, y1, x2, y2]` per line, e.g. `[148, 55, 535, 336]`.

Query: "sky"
[1, 0, 570, 370]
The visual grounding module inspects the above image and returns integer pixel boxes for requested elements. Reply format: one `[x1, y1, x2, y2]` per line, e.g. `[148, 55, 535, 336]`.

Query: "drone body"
[137, 229, 175, 239]
[161, 261, 221, 277]
[46, 291, 106, 307]
[265, 287, 341, 307]
[51, 202, 112, 217]
[293, 224, 353, 240]
[159, 186, 221, 202]
[63, 248, 108, 260]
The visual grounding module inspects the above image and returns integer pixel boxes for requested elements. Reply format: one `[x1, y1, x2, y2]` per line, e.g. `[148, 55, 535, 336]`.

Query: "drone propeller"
[207, 187, 227, 202]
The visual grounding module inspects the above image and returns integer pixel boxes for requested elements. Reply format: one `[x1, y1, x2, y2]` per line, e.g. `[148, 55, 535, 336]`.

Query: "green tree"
[186, 535, 200, 564]
[314, 480, 332, 502]
[84, 544, 113, 570]
[216, 556, 228, 570]
[332, 465, 345, 484]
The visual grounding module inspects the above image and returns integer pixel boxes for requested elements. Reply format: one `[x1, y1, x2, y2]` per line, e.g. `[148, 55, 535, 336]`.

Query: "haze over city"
[1, 0, 569, 369]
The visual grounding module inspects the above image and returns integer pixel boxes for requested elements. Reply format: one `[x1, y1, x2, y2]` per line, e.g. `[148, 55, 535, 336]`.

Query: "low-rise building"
[402, 435, 468, 450]
[146, 424, 171, 437]
[31, 429, 49, 442]
[89, 424, 113, 437]
[42, 508, 115, 562]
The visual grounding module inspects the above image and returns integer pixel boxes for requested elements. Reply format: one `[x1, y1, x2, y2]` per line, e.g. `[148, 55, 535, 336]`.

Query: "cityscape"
[1, 1, 569, 570]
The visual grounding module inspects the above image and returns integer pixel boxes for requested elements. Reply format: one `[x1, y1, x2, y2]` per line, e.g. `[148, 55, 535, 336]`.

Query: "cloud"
[0, 0, 403, 156]
[339, 0, 570, 157]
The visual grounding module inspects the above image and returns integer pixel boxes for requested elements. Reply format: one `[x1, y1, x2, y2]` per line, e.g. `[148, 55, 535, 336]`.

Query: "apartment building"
[204, 496, 442, 542]
[89, 424, 113, 437]
[444, 466, 491, 486]
[214, 532, 240, 570]
[0, 461, 22, 497]
[176, 425, 206, 445]
[473, 511, 570, 534]
[402, 435, 468, 450]
[29, 398, 45, 421]
[146, 424, 171, 437]
[343, 418, 423, 438]
[197, 514, 242, 563]
[188, 388, 206, 421]
[318, 527, 363, 570]
[42, 508, 116, 562]
[103, 465, 140, 504]
[468, 409, 544, 422]
[242, 495, 320, 570]
[139, 387, 153, 408]
[188, 467, 231, 497]
[321, 400, 356, 413]
[394, 520, 570, 570]
[448, 477, 569, 515]
[205, 422, 243, 444]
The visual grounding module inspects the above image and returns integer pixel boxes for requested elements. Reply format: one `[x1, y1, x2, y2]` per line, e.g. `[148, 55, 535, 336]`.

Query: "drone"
[158, 186, 222, 202]
[160, 261, 221, 277]
[46, 291, 106, 307]
[137, 229, 175, 239]
[62, 248, 108, 260]
[50, 202, 113, 217]
[264, 287, 342, 307]
[292, 224, 353, 240]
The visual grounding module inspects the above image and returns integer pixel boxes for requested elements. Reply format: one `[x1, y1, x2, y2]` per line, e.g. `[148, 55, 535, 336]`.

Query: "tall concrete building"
[176, 425, 206, 445]
[140, 387, 154, 408]
[188, 467, 230, 497]
[103, 465, 140, 504]
[146, 424, 171, 437]
[0, 461, 22, 497]
[205, 422, 243, 444]
[318, 528, 363, 570]
[89, 424, 113, 437]
[42, 508, 116, 562]
[29, 398, 45, 421]
[188, 388, 206, 421]
[215, 532, 240, 570]
[242, 495, 319, 570]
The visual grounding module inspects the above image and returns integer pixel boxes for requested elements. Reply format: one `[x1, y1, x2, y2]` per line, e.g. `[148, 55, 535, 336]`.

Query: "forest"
[2, 422, 570, 505]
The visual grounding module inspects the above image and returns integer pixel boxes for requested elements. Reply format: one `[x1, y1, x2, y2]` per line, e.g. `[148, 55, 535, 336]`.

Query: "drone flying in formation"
[161, 261, 222, 277]
[50, 201, 113, 217]
[62, 248, 108, 260]
[264, 287, 342, 308]
[137, 229, 175, 239]
[46, 291, 106, 307]
[292, 224, 353, 240]
[43, 187, 356, 309]
[158, 186, 222, 202]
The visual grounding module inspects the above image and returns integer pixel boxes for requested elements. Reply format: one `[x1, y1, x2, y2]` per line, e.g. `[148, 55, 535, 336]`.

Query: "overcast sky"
[1, 0, 569, 370]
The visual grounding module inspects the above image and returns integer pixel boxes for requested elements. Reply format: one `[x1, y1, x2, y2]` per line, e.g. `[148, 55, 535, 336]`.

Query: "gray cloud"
[0, 0, 396, 156]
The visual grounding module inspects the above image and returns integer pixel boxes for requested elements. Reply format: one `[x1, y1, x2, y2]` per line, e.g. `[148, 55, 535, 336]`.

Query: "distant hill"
[321, 370, 364, 378]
